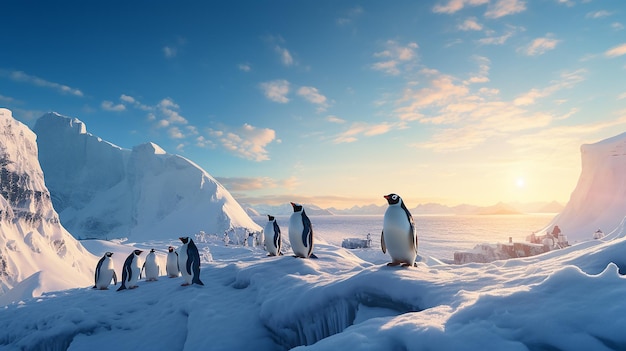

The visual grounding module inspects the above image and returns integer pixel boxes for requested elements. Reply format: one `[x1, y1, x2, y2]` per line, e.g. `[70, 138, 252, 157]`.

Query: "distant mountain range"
[244, 200, 565, 217]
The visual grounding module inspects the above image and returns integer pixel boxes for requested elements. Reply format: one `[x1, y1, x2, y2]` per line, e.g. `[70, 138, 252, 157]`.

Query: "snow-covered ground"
[1, 217, 626, 351]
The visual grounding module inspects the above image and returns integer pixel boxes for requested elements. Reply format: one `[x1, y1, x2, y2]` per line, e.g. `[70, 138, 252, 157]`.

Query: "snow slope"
[546, 132, 626, 242]
[0, 108, 95, 299]
[1, 224, 626, 350]
[33, 112, 261, 241]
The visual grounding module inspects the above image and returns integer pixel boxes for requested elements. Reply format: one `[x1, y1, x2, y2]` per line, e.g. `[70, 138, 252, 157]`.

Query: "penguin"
[142, 249, 160, 281]
[93, 252, 117, 290]
[117, 249, 143, 291]
[264, 215, 282, 256]
[177, 237, 204, 286]
[288, 202, 316, 258]
[381, 193, 418, 267]
[166, 246, 180, 278]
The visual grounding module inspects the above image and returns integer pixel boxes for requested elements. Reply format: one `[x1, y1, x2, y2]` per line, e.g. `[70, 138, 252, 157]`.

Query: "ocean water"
[256, 214, 556, 262]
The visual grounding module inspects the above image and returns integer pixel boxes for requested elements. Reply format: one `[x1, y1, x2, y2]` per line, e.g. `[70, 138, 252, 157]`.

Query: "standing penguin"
[166, 246, 180, 278]
[117, 249, 143, 291]
[381, 193, 418, 267]
[288, 202, 316, 258]
[177, 237, 204, 286]
[93, 252, 117, 290]
[142, 249, 160, 281]
[264, 215, 282, 256]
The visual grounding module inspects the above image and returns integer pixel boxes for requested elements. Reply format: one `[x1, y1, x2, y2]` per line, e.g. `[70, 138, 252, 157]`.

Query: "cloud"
[275, 46, 294, 66]
[612, 22, 624, 31]
[522, 35, 560, 56]
[163, 46, 177, 58]
[156, 97, 188, 126]
[464, 55, 490, 84]
[476, 26, 520, 45]
[260, 80, 290, 103]
[168, 126, 185, 139]
[485, 0, 526, 18]
[458, 17, 483, 31]
[513, 69, 585, 106]
[208, 123, 277, 161]
[6, 70, 83, 97]
[238, 63, 251, 72]
[101, 100, 126, 112]
[333, 121, 399, 144]
[215, 176, 297, 191]
[336, 6, 364, 25]
[586, 10, 612, 19]
[432, 0, 488, 14]
[605, 43, 626, 58]
[371, 41, 419, 75]
[297, 86, 329, 112]
[0, 94, 15, 103]
[326, 115, 346, 124]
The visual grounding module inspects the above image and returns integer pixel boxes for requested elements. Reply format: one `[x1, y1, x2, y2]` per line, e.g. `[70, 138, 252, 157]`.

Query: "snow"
[545, 132, 626, 243]
[32, 112, 261, 241]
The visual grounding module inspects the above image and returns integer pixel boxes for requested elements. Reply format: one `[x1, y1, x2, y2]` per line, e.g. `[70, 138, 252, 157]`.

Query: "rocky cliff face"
[0, 108, 95, 295]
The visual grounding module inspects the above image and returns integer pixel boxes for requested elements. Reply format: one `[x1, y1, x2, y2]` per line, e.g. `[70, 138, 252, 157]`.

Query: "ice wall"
[33, 112, 261, 241]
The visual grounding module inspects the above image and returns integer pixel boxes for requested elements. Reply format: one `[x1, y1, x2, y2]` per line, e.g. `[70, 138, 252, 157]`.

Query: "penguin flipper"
[116, 283, 126, 292]
[381, 231, 386, 254]
[309, 253, 318, 259]
[113, 271, 118, 285]
[94, 256, 104, 287]
[301, 212, 312, 247]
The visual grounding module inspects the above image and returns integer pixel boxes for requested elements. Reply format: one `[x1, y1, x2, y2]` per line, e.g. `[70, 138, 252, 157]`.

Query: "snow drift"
[33, 112, 261, 241]
[0, 108, 95, 299]
[546, 132, 626, 242]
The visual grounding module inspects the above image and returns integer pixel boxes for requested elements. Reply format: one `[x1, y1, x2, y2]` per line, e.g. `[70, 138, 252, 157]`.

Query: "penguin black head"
[267, 214, 275, 221]
[105, 252, 114, 257]
[168, 246, 174, 252]
[290, 202, 303, 212]
[384, 193, 402, 205]
[133, 249, 143, 255]
[150, 249, 155, 253]
[179, 237, 190, 244]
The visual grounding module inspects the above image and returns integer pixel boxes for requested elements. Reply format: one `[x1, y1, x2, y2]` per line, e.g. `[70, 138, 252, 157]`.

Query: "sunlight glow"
[516, 178, 525, 188]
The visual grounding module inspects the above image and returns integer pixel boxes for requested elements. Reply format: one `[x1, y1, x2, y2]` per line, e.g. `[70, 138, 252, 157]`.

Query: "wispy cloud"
[297, 86, 329, 112]
[612, 22, 625, 31]
[275, 45, 294, 66]
[458, 17, 483, 31]
[586, 10, 612, 19]
[156, 98, 188, 127]
[208, 124, 277, 161]
[326, 115, 346, 124]
[5, 70, 83, 97]
[513, 69, 586, 106]
[371, 40, 419, 75]
[238, 63, 251, 72]
[485, 0, 527, 18]
[101, 100, 126, 112]
[163, 46, 177, 58]
[336, 6, 364, 26]
[477, 25, 521, 45]
[432, 0, 488, 14]
[215, 176, 298, 191]
[333, 121, 400, 144]
[605, 43, 626, 58]
[162, 37, 186, 59]
[522, 34, 560, 56]
[260, 80, 290, 103]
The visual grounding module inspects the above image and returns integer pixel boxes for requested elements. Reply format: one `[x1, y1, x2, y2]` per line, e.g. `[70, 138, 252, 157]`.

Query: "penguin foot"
[181, 283, 190, 286]
[99, 287, 109, 290]
[386, 262, 401, 266]
[400, 263, 412, 267]
[309, 253, 319, 259]
[129, 285, 138, 289]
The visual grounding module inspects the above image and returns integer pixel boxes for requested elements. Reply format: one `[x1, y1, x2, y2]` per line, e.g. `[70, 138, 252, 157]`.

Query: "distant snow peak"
[134, 142, 166, 155]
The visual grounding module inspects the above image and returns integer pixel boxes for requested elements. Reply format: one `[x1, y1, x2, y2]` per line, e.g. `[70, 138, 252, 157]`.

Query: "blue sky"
[1, 0, 625, 209]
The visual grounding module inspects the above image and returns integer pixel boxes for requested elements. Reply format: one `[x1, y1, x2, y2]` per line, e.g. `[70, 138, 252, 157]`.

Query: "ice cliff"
[33, 112, 261, 241]
[546, 132, 626, 242]
[0, 108, 95, 297]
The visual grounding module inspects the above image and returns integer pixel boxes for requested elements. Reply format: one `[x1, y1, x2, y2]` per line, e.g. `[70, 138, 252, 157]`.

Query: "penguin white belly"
[264, 222, 279, 255]
[144, 257, 159, 281]
[96, 259, 115, 289]
[289, 214, 307, 257]
[178, 246, 192, 284]
[166, 253, 179, 277]
[383, 208, 415, 263]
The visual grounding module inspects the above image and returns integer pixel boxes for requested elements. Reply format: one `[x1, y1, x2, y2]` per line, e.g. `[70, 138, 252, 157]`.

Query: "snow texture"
[33, 112, 261, 241]
[0, 108, 95, 298]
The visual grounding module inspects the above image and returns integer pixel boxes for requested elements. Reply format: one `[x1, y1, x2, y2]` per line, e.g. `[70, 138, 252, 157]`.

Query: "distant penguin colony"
[264, 215, 282, 256]
[94, 252, 117, 290]
[117, 250, 143, 291]
[381, 193, 418, 267]
[166, 246, 180, 278]
[288, 202, 317, 259]
[178, 237, 204, 286]
[142, 249, 160, 281]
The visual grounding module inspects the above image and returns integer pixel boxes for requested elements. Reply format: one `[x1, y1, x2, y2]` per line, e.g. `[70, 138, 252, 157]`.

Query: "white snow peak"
[32, 111, 261, 241]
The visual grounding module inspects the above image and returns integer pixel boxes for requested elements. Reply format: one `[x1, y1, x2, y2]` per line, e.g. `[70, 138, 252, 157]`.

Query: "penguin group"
[93, 236, 205, 291]
[259, 202, 317, 259]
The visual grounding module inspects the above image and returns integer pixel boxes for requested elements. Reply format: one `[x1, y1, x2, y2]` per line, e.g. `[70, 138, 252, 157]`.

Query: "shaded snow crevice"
[264, 293, 421, 349]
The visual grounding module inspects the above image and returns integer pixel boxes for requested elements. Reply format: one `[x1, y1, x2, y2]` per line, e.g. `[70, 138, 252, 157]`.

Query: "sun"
[516, 177, 525, 188]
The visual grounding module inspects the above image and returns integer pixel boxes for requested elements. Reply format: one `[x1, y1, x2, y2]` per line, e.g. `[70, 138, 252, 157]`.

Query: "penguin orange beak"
[290, 202, 295, 207]
[384, 195, 391, 200]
